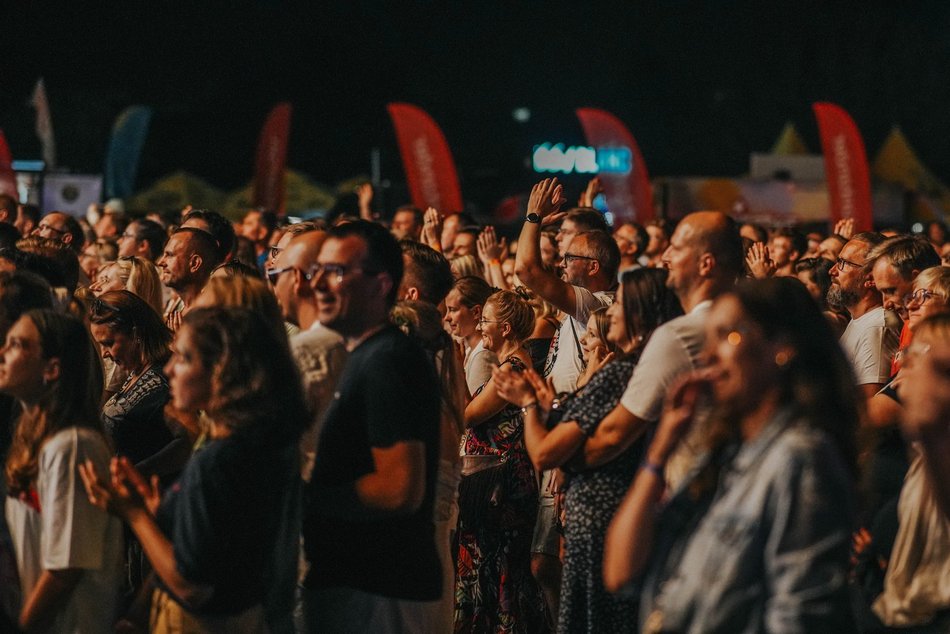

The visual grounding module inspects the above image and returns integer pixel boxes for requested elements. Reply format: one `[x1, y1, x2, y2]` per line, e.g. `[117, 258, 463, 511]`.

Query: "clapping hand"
[477, 226, 508, 264]
[79, 456, 162, 520]
[492, 364, 537, 408]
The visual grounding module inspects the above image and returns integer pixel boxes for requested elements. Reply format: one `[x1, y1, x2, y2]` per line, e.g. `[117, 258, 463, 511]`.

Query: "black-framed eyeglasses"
[835, 256, 863, 270]
[307, 262, 380, 284]
[37, 223, 68, 236]
[904, 288, 944, 306]
[562, 253, 597, 264]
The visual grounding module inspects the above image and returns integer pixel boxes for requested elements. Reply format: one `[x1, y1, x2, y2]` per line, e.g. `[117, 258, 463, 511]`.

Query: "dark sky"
[4, 1, 950, 212]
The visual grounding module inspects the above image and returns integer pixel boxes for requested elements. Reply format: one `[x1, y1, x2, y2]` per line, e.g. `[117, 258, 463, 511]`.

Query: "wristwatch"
[525, 212, 541, 224]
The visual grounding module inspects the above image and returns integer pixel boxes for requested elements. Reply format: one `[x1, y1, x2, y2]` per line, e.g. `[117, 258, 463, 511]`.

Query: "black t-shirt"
[155, 430, 300, 616]
[304, 325, 442, 601]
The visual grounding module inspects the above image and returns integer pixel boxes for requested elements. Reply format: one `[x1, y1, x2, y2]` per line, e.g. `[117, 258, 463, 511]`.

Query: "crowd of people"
[0, 178, 948, 632]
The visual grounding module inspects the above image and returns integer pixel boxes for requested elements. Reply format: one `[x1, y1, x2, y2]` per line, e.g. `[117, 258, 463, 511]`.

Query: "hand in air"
[745, 242, 775, 279]
[477, 226, 508, 264]
[528, 178, 567, 226]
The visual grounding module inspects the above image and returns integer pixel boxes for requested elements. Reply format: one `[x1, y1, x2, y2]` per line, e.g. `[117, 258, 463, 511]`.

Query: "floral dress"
[454, 357, 548, 633]
[557, 354, 640, 633]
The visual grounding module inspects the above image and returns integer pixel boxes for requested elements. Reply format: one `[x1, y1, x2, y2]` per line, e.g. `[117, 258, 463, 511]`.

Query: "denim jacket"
[641, 409, 857, 633]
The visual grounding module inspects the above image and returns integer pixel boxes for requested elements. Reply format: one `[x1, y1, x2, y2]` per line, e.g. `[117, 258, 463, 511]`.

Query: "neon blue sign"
[532, 144, 632, 175]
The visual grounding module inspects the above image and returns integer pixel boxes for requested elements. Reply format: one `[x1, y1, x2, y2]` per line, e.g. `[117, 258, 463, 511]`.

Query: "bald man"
[272, 230, 346, 481]
[577, 211, 744, 488]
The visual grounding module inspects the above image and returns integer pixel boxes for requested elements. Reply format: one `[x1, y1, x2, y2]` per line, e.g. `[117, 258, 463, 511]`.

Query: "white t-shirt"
[619, 300, 712, 488]
[463, 339, 498, 396]
[5, 427, 122, 633]
[620, 300, 711, 422]
[839, 306, 902, 385]
[543, 285, 614, 394]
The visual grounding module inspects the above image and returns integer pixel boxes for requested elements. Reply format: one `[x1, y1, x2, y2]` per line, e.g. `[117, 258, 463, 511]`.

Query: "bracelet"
[490, 258, 501, 266]
[642, 461, 664, 480]
[520, 401, 539, 415]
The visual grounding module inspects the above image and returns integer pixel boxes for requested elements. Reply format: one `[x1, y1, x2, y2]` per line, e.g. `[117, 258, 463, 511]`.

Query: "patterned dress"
[455, 357, 548, 633]
[556, 355, 641, 633]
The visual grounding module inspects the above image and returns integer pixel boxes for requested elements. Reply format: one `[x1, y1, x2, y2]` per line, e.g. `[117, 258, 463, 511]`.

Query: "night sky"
[4, 1, 950, 212]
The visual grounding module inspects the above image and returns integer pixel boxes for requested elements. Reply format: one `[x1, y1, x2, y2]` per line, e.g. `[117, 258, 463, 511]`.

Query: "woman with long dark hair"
[3, 310, 122, 631]
[80, 307, 307, 632]
[604, 277, 858, 632]
[494, 268, 682, 633]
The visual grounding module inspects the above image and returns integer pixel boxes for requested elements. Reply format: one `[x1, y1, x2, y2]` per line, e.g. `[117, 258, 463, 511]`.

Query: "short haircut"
[696, 214, 744, 281]
[771, 227, 807, 258]
[183, 209, 235, 261]
[866, 234, 941, 280]
[328, 220, 403, 306]
[565, 208, 609, 233]
[130, 218, 169, 261]
[48, 213, 84, 253]
[172, 227, 223, 269]
[576, 230, 621, 282]
[400, 239, 454, 305]
[617, 222, 649, 254]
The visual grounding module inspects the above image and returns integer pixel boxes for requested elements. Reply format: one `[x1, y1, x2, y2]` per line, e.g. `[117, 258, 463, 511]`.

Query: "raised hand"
[578, 176, 604, 208]
[834, 218, 854, 240]
[357, 183, 375, 219]
[528, 178, 567, 223]
[745, 241, 775, 279]
[477, 226, 508, 264]
[421, 207, 443, 250]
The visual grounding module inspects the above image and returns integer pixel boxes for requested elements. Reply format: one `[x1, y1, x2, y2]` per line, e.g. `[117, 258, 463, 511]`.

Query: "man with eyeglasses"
[828, 232, 901, 400]
[302, 220, 442, 632]
[866, 234, 941, 375]
[33, 212, 84, 254]
[270, 229, 345, 480]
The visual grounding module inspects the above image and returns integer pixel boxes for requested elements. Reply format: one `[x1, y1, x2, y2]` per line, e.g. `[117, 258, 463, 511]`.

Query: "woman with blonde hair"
[455, 289, 547, 632]
[88, 256, 163, 316]
[450, 254, 484, 281]
[192, 275, 287, 346]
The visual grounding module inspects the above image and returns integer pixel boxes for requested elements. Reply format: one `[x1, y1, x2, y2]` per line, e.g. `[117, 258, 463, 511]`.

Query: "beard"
[826, 283, 859, 311]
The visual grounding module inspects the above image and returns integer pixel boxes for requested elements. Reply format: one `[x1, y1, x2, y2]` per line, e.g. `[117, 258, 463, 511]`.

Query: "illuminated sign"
[532, 143, 632, 175]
